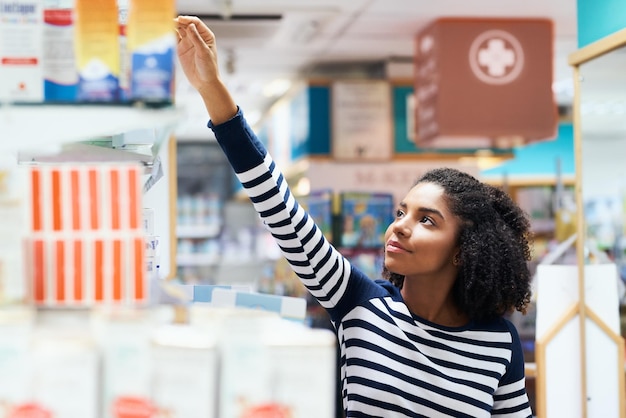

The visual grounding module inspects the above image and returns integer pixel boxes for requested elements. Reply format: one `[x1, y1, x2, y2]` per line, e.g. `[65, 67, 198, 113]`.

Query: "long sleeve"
[491, 320, 533, 417]
[209, 109, 371, 314]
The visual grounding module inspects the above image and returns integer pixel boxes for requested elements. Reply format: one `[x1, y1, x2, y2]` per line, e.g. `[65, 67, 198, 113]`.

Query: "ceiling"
[173, 0, 579, 138]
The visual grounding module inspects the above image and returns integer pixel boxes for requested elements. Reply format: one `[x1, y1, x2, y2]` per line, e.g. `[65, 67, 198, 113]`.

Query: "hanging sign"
[414, 18, 558, 148]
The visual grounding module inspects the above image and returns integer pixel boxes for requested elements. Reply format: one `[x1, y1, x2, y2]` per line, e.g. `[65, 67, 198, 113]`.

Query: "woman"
[175, 15, 533, 418]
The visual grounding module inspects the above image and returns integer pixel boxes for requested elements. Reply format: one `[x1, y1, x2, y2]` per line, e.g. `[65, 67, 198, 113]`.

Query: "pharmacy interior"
[0, 0, 625, 417]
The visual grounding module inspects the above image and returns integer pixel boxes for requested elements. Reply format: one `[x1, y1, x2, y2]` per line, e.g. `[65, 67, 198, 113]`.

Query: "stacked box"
[25, 164, 147, 307]
[0, 0, 44, 102]
[29, 317, 99, 418]
[189, 307, 337, 418]
[151, 323, 218, 417]
[126, 0, 176, 103]
[73, 0, 120, 102]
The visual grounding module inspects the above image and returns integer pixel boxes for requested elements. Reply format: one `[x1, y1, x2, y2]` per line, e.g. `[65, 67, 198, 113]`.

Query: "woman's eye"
[420, 216, 433, 225]
[395, 209, 405, 218]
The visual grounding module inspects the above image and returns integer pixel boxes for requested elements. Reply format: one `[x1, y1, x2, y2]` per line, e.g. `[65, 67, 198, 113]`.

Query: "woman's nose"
[392, 218, 411, 237]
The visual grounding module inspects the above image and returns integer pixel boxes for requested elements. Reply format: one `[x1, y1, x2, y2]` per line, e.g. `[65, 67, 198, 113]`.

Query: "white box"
[189, 306, 336, 418]
[30, 324, 98, 418]
[91, 308, 154, 418]
[151, 324, 218, 418]
[0, 308, 35, 413]
[218, 317, 336, 418]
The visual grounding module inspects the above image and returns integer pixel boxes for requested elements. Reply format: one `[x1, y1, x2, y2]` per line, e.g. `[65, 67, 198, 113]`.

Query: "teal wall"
[307, 86, 331, 155]
[578, 0, 626, 47]
[481, 123, 575, 179]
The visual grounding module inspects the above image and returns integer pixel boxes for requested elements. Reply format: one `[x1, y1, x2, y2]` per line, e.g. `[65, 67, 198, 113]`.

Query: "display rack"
[1, 103, 183, 281]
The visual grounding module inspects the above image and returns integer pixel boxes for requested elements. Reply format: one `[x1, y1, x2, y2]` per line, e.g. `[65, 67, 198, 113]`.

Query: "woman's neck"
[400, 276, 468, 327]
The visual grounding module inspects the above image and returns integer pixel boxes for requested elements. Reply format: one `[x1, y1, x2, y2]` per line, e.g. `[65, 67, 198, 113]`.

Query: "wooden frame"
[533, 28, 626, 418]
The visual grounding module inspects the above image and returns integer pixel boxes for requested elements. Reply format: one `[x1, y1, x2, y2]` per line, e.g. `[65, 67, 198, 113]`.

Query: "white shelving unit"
[2, 103, 184, 280]
[0, 104, 184, 154]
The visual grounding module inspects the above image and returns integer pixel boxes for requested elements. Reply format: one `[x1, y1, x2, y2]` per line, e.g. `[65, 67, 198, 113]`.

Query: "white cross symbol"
[469, 30, 524, 85]
[477, 38, 515, 77]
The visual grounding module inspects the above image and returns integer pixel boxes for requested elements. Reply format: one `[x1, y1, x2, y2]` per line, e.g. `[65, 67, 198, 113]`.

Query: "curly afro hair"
[383, 167, 533, 321]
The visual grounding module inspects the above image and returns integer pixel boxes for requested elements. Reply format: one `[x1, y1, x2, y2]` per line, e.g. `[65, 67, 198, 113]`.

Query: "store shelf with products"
[0, 107, 331, 418]
[175, 141, 242, 284]
[0, 5, 337, 418]
[175, 214, 282, 285]
[0, 303, 336, 417]
[176, 223, 222, 239]
[176, 252, 221, 267]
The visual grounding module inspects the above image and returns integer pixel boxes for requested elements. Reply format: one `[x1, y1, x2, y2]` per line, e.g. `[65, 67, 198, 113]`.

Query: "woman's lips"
[386, 240, 409, 253]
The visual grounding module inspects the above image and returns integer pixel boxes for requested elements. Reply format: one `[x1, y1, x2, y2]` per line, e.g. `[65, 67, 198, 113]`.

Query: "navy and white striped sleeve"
[491, 321, 533, 417]
[209, 109, 355, 310]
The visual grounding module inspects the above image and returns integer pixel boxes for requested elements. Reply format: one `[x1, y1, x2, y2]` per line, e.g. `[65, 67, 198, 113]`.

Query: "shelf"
[177, 224, 221, 239]
[0, 103, 185, 154]
[176, 253, 220, 267]
[176, 254, 272, 267]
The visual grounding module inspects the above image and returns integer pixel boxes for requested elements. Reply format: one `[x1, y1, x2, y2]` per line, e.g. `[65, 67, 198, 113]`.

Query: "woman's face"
[384, 182, 462, 280]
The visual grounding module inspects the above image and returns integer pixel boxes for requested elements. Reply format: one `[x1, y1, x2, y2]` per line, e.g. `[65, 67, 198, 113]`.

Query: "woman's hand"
[175, 15, 221, 95]
[174, 15, 238, 125]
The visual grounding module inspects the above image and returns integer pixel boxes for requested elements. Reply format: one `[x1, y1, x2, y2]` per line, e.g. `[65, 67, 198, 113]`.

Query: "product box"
[29, 323, 99, 418]
[43, 0, 77, 102]
[0, 0, 44, 102]
[0, 308, 35, 415]
[192, 284, 252, 304]
[151, 324, 218, 418]
[25, 164, 147, 307]
[126, 0, 175, 103]
[209, 288, 307, 322]
[217, 315, 336, 418]
[74, 0, 120, 102]
[303, 189, 335, 243]
[91, 308, 155, 418]
[339, 191, 394, 248]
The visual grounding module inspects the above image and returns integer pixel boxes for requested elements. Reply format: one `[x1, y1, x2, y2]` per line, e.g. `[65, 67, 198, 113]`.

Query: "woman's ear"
[452, 251, 461, 266]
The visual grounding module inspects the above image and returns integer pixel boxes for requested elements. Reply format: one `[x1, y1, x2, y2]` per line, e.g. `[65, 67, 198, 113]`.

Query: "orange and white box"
[28, 164, 143, 234]
[25, 164, 147, 307]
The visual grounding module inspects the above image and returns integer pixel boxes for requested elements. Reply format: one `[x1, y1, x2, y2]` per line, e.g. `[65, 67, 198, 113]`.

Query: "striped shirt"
[210, 109, 532, 418]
